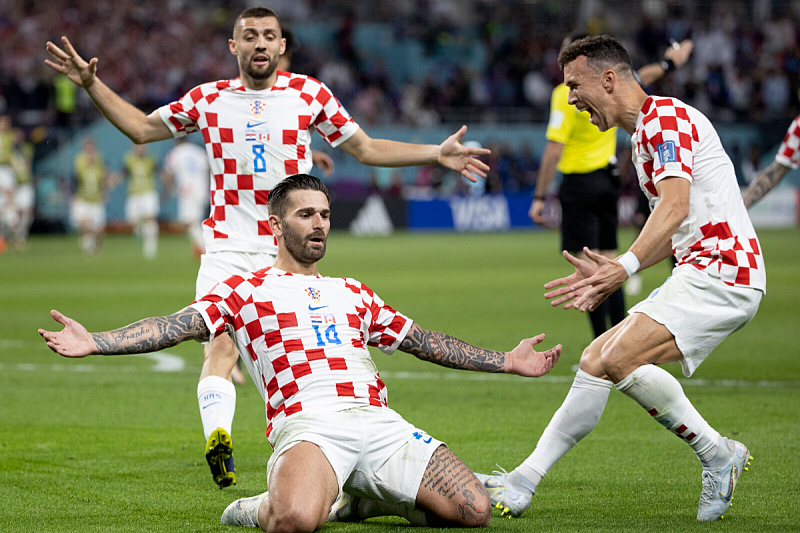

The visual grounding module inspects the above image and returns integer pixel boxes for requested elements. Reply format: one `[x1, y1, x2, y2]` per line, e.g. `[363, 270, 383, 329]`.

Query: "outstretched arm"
[637, 39, 693, 87]
[742, 160, 792, 208]
[338, 126, 491, 181]
[398, 323, 561, 377]
[39, 308, 210, 358]
[45, 36, 172, 144]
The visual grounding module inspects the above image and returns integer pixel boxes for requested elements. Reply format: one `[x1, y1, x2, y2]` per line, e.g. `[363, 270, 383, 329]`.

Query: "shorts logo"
[305, 287, 321, 302]
[250, 100, 265, 118]
[657, 140, 678, 164]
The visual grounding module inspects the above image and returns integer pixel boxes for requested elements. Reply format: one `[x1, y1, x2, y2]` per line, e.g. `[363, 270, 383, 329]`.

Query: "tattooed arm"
[38, 308, 210, 358]
[742, 160, 792, 209]
[398, 323, 561, 378]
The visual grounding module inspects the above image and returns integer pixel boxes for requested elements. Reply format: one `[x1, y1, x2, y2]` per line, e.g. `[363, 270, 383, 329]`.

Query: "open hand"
[45, 36, 98, 89]
[544, 249, 598, 309]
[507, 333, 562, 377]
[38, 309, 97, 357]
[438, 125, 491, 182]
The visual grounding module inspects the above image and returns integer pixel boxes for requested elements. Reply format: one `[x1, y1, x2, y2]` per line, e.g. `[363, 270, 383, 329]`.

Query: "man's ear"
[603, 69, 615, 93]
[268, 214, 282, 236]
[228, 38, 237, 56]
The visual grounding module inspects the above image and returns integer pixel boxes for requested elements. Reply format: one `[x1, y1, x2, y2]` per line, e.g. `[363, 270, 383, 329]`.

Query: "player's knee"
[264, 503, 323, 533]
[599, 343, 629, 382]
[578, 342, 603, 376]
[467, 492, 492, 527]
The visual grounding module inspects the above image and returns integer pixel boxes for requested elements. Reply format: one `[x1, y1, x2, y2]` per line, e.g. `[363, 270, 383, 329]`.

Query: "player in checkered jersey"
[45, 6, 491, 489]
[742, 113, 800, 208]
[476, 35, 764, 522]
[40, 174, 562, 530]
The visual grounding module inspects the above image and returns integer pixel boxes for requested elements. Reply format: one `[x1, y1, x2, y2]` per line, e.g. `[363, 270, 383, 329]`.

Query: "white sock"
[514, 370, 613, 491]
[616, 365, 720, 464]
[143, 219, 158, 258]
[197, 375, 236, 440]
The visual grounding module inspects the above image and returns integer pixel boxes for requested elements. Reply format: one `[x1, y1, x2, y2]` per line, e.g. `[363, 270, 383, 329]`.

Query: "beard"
[282, 221, 326, 265]
[242, 54, 279, 81]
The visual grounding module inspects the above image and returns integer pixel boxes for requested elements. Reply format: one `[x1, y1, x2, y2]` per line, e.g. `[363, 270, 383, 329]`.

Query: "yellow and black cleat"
[205, 428, 236, 488]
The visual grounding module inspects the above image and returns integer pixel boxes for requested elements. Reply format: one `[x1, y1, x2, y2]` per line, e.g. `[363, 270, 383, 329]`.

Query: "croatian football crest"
[250, 100, 265, 118]
[305, 287, 322, 303]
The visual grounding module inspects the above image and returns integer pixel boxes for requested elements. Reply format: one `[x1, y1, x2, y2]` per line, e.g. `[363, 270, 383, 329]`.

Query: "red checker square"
[201, 128, 211, 143]
[257, 220, 272, 235]
[659, 116, 678, 131]
[377, 333, 396, 347]
[388, 315, 406, 334]
[347, 314, 361, 329]
[224, 190, 239, 205]
[368, 398, 382, 407]
[675, 424, 688, 434]
[315, 89, 331, 106]
[298, 115, 311, 129]
[237, 175, 254, 189]
[284, 160, 299, 175]
[169, 116, 185, 132]
[289, 77, 306, 91]
[283, 339, 304, 353]
[212, 143, 222, 158]
[292, 362, 312, 379]
[245, 319, 262, 341]
[255, 301, 276, 316]
[327, 131, 342, 144]
[305, 349, 326, 361]
[299, 92, 313, 105]
[214, 205, 226, 220]
[264, 329, 283, 347]
[314, 110, 329, 125]
[213, 229, 228, 239]
[273, 355, 291, 373]
[220, 128, 234, 143]
[747, 252, 757, 268]
[255, 190, 269, 204]
[169, 102, 184, 114]
[351, 337, 365, 349]
[223, 159, 237, 173]
[206, 113, 218, 127]
[266, 376, 279, 397]
[189, 87, 204, 103]
[283, 130, 298, 145]
[328, 358, 347, 371]
[297, 145, 307, 159]
[284, 402, 303, 416]
[277, 312, 298, 328]
[330, 112, 349, 128]
[245, 344, 258, 362]
[676, 107, 690, 121]
[336, 382, 355, 397]
[214, 175, 225, 189]
[280, 380, 299, 397]
[205, 304, 222, 326]
[735, 267, 750, 285]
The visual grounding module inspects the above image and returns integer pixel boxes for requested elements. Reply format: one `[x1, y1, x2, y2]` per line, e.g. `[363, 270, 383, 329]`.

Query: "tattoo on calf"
[421, 446, 490, 524]
[92, 308, 210, 355]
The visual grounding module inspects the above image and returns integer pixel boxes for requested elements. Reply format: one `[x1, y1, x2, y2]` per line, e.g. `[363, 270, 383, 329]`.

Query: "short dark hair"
[233, 7, 281, 36]
[268, 174, 330, 219]
[558, 34, 634, 75]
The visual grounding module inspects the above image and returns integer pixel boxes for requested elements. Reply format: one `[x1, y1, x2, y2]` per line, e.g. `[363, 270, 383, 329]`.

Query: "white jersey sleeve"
[631, 96, 766, 292]
[774, 114, 800, 170]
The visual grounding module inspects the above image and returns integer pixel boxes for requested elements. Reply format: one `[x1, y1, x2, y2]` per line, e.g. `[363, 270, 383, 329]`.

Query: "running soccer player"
[45, 6, 490, 488]
[122, 143, 159, 259]
[742, 113, 800, 208]
[40, 173, 561, 531]
[477, 35, 763, 522]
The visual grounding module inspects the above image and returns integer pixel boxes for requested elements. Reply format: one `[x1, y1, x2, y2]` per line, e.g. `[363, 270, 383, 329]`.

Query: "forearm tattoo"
[399, 323, 505, 373]
[91, 308, 209, 355]
[742, 161, 790, 208]
[421, 445, 491, 526]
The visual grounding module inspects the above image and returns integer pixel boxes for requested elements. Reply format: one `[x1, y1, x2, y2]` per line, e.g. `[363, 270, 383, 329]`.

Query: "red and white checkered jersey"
[158, 72, 359, 253]
[631, 96, 766, 291]
[775, 113, 800, 169]
[189, 267, 413, 442]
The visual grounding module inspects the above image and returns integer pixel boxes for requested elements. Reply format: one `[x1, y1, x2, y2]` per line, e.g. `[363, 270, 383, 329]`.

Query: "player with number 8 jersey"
[158, 73, 359, 255]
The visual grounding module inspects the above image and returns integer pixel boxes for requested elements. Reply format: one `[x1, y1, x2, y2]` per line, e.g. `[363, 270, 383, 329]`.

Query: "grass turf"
[1, 228, 798, 532]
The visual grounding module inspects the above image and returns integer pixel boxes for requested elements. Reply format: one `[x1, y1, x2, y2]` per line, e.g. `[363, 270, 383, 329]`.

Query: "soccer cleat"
[327, 491, 361, 522]
[221, 491, 268, 527]
[474, 469, 533, 518]
[697, 440, 752, 521]
[205, 428, 236, 488]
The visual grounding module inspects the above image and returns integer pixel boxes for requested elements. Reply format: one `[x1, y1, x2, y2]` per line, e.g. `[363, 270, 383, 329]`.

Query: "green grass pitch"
[1, 228, 798, 532]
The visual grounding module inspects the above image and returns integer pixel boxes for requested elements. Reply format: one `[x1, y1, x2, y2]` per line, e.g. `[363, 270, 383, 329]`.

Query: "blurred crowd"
[2, 0, 799, 131]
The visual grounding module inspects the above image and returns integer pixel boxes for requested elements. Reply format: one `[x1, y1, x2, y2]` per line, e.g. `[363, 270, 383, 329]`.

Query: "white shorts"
[15, 183, 35, 210]
[126, 191, 159, 222]
[267, 406, 443, 506]
[195, 249, 278, 299]
[71, 199, 105, 231]
[177, 195, 208, 225]
[629, 264, 763, 377]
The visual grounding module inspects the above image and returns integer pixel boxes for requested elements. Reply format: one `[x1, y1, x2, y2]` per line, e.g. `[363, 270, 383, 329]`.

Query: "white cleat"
[697, 440, 752, 521]
[474, 469, 533, 518]
[327, 491, 361, 522]
[221, 491, 268, 527]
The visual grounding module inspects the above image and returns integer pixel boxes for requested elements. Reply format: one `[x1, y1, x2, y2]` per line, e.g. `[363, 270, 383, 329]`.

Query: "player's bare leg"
[198, 333, 240, 487]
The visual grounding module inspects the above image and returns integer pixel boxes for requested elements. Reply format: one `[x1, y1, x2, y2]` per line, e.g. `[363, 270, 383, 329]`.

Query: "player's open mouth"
[253, 55, 269, 65]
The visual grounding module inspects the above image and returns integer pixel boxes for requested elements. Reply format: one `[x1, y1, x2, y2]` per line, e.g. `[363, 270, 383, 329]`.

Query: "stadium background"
[1, 2, 799, 532]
